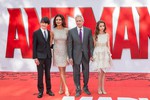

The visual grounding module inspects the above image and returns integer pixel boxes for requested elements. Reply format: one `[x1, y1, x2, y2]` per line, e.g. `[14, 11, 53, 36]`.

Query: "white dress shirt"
[40, 28, 48, 39]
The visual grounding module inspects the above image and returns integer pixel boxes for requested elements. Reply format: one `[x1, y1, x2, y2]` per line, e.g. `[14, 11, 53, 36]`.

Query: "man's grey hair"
[75, 15, 84, 21]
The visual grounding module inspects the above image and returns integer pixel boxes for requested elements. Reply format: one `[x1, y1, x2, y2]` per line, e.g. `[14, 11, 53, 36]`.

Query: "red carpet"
[0, 72, 150, 100]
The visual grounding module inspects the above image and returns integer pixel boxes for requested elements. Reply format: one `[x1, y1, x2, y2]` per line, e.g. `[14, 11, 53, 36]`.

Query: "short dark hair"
[41, 17, 50, 24]
[53, 14, 66, 28]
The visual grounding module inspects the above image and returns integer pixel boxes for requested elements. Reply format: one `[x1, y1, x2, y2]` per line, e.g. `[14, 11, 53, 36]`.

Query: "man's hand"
[90, 57, 94, 61]
[34, 58, 40, 66]
[69, 58, 73, 65]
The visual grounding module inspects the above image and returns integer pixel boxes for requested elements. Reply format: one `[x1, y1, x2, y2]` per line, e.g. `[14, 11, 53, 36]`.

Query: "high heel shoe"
[98, 89, 107, 94]
[102, 90, 107, 94]
[58, 90, 64, 94]
[65, 90, 70, 96]
[98, 90, 102, 94]
[101, 89, 107, 94]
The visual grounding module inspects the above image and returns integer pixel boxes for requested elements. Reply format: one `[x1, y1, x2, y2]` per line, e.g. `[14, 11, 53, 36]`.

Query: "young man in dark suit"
[33, 17, 54, 98]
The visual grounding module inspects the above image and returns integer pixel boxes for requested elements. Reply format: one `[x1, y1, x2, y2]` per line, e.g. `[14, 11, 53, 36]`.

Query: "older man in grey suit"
[67, 15, 94, 97]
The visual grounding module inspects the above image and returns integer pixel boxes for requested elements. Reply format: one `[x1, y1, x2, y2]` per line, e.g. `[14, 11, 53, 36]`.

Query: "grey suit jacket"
[67, 27, 94, 64]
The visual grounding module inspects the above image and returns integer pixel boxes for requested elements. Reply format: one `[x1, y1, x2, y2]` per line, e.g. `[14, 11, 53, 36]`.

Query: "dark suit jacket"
[67, 27, 94, 64]
[33, 29, 51, 59]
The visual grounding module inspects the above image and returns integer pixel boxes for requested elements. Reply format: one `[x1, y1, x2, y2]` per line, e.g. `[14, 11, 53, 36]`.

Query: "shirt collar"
[77, 27, 83, 32]
[40, 28, 47, 33]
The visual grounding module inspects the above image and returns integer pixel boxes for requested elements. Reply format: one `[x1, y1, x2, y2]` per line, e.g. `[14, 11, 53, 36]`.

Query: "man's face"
[40, 22, 48, 30]
[75, 16, 84, 28]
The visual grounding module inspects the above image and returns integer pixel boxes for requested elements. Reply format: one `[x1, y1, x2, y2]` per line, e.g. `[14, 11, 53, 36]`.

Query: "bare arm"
[93, 35, 96, 48]
[50, 31, 54, 47]
[67, 30, 73, 65]
[107, 33, 112, 55]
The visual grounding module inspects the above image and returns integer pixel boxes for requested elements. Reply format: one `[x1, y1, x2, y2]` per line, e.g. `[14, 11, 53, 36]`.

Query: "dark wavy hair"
[94, 20, 106, 41]
[53, 14, 66, 28]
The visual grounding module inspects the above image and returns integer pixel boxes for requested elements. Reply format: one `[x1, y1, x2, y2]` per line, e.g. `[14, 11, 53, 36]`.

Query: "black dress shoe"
[37, 92, 43, 98]
[75, 90, 81, 97]
[83, 88, 91, 95]
[46, 91, 55, 96]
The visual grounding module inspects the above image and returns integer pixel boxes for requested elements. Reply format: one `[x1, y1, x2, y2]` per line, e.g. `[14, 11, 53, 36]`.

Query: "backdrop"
[0, 0, 150, 72]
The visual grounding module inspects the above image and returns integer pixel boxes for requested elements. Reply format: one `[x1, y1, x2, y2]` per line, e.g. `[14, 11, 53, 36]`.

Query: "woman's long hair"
[53, 14, 66, 28]
[94, 20, 106, 41]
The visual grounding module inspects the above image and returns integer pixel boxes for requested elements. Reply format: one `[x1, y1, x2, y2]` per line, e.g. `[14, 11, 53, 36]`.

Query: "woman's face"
[99, 23, 105, 32]
[55, 16, 62, 26]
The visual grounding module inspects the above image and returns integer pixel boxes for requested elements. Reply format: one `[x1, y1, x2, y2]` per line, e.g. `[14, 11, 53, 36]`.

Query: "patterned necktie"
[44, 31, 47, 41]
[79, 28, 82, 42]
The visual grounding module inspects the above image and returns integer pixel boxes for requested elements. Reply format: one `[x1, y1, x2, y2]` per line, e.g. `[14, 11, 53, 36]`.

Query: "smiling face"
[99, 22, 106, 33]
[75, 16, 84, 28]
[40, 22, 48, 30]
[55, 16, 62, 26]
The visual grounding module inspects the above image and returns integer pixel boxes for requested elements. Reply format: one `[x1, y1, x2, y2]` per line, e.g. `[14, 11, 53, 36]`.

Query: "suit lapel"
[83, 27, 86, 44]
[74, 27, 81, 41]
[39, 29, 47, 42]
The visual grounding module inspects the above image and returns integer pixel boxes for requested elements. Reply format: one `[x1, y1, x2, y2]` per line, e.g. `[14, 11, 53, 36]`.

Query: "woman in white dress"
[93, 20, 112, 94]
[50, 14, 69, 96]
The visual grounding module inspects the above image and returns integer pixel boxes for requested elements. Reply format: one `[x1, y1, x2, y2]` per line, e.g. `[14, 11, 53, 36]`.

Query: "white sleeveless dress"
[92, 33, 112, 72]
[53, 28, 68, 67]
